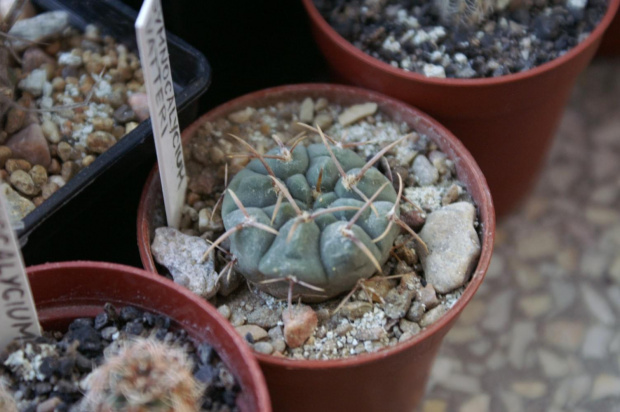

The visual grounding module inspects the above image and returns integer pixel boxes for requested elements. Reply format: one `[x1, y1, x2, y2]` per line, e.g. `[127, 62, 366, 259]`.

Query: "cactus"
[81, 337, 204, 412]
[204, 125, 423, 302]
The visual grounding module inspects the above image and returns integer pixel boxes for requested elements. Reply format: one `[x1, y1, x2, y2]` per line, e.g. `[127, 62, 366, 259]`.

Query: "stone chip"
[338, 102, 378, 126]
[8, 11, 70, 51]
[151, 227, 219, 299]
[1, 183, 35, 223]
[282, 304, 318, 348]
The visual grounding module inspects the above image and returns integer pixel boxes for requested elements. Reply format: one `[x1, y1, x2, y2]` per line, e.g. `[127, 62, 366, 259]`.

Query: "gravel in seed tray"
[313, 0, 608, 78]
[151, 97, 482, 360]
[1, 14, 147, 226]
[0, 304, 239, 411]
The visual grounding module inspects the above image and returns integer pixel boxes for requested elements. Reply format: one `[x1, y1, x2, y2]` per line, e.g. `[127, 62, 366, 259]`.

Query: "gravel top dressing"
[313, 0, 608, 78]
[1, 11, 148, 226]
[151, 96, 483, 360]
[0, 304, 239, 412]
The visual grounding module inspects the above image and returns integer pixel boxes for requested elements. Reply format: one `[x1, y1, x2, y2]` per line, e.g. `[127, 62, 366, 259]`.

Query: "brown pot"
[27, 261, 271, 412]
[137, 84, 495, 412]
[301, 0, 620, 217]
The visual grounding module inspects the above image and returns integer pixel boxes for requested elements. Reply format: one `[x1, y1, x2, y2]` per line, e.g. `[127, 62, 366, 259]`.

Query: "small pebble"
[299, 97, 314, 123]
[420, 305, 447, 328]
[86, 131, 116, 154]
[282, 304, 318, 349]
[340, 301, 373, 320]
[41, 119, 61, 144]
[338, 102, 378, 126]
[253, 341, 274, 355]
[29, 165, 48, 187]
[235, 325, 268, 342]
[228, 107, 255, 124]
[113, 104, 136, 123]
[10, 169, 40, 196]
[272, 339, 286, 353]
[406, 301, 426, 323]
[0, 146, 13, 168]
[217, 305, 232, 320]
[61, 161, 80, 182]
[416, 284, 439, 309]
[413, 155, 439, 186]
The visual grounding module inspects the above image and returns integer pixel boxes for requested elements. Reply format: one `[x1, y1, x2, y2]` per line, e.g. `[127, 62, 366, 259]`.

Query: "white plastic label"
[0, 186, 41, 350]
[135, 0, 187, 229]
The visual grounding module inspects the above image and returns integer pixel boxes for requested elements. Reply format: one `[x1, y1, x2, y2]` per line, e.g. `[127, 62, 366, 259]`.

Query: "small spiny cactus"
[81, 337, 204, 412]
[204, 124, 422, 302]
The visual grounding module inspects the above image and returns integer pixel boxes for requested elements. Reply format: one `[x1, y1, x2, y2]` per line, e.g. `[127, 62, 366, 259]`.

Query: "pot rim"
[137, 83, 495, 370]
[26, 260, 272, 411]
[301, 0, 620, 87]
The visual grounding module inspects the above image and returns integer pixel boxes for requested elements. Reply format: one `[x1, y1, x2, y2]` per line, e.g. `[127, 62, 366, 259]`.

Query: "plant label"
[0, 185, 41, 351]
[135, 0, 187, 229]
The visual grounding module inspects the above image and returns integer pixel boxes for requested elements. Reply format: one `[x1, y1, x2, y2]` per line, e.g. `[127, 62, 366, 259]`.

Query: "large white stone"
[419, 202, 481, 293]
[151, 227, 220, 298]
[8, 11, 69, 51]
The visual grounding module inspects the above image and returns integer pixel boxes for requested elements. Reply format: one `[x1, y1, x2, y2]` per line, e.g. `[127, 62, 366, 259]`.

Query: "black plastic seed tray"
[19, 0, 211, 246]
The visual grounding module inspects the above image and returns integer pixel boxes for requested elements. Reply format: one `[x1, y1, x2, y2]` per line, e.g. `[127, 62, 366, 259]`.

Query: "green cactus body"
[221, 142, 400, 301]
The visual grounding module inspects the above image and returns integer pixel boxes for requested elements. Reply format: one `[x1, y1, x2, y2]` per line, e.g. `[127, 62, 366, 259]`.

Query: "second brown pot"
[137, 84, 495, 412]
[24, 261, 271, 412]
[301, 0, 620, 217]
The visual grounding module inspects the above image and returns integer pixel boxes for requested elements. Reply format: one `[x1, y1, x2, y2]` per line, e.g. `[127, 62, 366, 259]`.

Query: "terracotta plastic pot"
[301, 0, 620, 217]
[137, 84, 495, 412]
[26, 261, 271, 412]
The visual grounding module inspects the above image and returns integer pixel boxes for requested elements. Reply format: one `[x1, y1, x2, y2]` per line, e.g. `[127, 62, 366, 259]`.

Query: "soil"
[313, 0, 608, 78]
[0, 304, 239, 412]
[151, 96, 481, 360]
[1, 14, 147, 226]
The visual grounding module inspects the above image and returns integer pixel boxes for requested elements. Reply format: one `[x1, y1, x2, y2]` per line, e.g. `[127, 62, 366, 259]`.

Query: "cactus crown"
[82, 337, 204, 412]
[205, 125, 410, 302]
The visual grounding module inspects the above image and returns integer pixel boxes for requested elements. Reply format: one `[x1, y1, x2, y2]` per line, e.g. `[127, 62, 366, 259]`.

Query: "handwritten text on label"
[0, 186, 41, 350]
[136, 0, 187, 228]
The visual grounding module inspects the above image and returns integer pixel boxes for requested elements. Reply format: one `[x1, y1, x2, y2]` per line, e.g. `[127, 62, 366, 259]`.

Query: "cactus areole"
[220, 134, 401, 302]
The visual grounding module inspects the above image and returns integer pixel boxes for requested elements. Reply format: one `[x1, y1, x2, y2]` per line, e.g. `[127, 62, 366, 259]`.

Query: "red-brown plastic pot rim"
[137, 83, 496, 370]
[25, 261, 272, 412]
[301, 0, 620, 87]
